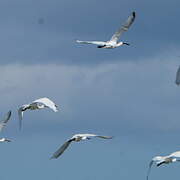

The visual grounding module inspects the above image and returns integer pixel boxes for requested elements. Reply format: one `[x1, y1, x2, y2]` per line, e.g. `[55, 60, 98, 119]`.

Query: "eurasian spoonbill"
[18, 97, 58, 130]
[147, 151, 180, 180]
[50, 133, 112, 159]
[76, 12, 136, 49]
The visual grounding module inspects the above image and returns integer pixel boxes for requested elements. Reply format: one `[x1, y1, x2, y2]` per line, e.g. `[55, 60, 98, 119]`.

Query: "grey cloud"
[1, 1, 180, 180]
[0, 52, 180, 136]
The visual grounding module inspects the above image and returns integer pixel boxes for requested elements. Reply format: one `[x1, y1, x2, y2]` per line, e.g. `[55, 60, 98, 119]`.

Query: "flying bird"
[50, 133, 113, 159]
[0, 111, 12, 142]
[18, 97, 58, 130]
[175, 65, 180, 85]
[76, 11, 136, 49]
[147, 151, 180, 180]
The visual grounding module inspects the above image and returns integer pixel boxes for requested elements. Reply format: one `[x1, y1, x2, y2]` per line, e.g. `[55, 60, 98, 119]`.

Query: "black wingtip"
[8, 110, 12, 116]
[132, 11, 136, 17]
[6, 110, 11, 116]
[50, 156, 58, 160]
[7, 111, 12, 120]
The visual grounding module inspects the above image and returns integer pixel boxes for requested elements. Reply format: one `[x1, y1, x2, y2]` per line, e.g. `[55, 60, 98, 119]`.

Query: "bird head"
[117, 42, 123, 47]
[5, 138, 11, 142]
[122, 42, 130, 46]
[2, 138, 11, 142]
[22, 104, 29, 111]
[55, 104, 59, 111]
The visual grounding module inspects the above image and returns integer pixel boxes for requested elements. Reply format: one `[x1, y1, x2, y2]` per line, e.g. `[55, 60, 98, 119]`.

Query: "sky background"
[0, 0, 180, 179]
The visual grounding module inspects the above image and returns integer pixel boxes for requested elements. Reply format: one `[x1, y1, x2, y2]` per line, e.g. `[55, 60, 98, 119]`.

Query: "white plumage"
[0, 111, 12, 142]
[33, 98, 58, 112]
[50, 133, 113, 159]
[147, 151, 180, 180]
[18, 97, 58, 130]
[76, 12, 136, 49]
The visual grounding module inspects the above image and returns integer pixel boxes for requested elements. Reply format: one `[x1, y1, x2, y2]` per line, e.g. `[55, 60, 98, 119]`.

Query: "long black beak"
[5, 139, 11, 142]
[123, 42, 130, 46]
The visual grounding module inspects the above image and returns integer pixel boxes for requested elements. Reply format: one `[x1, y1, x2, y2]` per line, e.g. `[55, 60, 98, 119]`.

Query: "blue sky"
[0, 0, 180, 179]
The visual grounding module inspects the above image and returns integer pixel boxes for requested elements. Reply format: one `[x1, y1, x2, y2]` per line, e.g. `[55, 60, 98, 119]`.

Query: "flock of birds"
[1, 11, 180, 180]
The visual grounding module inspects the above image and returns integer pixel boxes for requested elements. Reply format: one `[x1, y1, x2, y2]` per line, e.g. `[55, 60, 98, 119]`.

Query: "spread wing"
[50, 140, 73, 159]
[96, 135, 113, 139]
[175, 66, 180, 85]
[76, 40, 106, 46]
[110, 12, 136, 43]
[169, 151, 180, 158]
[0, 111, 11, 132]
[33, 97, 58, 112]
[147, 160, 154, 180]
[18, 107, 24, 130]
[76, 133, 113, 139]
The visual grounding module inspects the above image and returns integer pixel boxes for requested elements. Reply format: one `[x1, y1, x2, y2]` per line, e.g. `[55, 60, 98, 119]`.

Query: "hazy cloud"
[1, 51, 180, 135]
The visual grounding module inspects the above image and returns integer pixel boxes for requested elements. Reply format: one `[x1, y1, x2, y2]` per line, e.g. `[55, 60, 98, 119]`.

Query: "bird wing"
[175, 66, 180, 85]
[169, 151, 180, 158]
[18, 107, 24, 130]
[33, 97, 58, 112]
[110, 12, 136, 43]
[146, 160, 154, 180]
[76, 40, 106, 46]
[75, 134, 113, 139]
[50, 140, 73, 159]
[0, 111, 11, 132]
[96, 135, 113, 139]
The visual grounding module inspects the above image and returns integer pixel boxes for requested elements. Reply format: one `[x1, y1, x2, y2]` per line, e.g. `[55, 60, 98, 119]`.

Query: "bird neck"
[0, 138, 5, 142]
[38, 104, 45, 109]
[22, 104, 30, 111]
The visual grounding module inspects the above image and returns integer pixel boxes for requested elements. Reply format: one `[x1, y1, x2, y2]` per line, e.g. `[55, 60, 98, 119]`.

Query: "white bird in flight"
[50, 133, 113, 159]
[76, 12, 136, 49]
[147, 151, 180, 180]
[0, 111, 12, 142]
[18, 97, 58, 130]
[175, 65, 180, 85]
